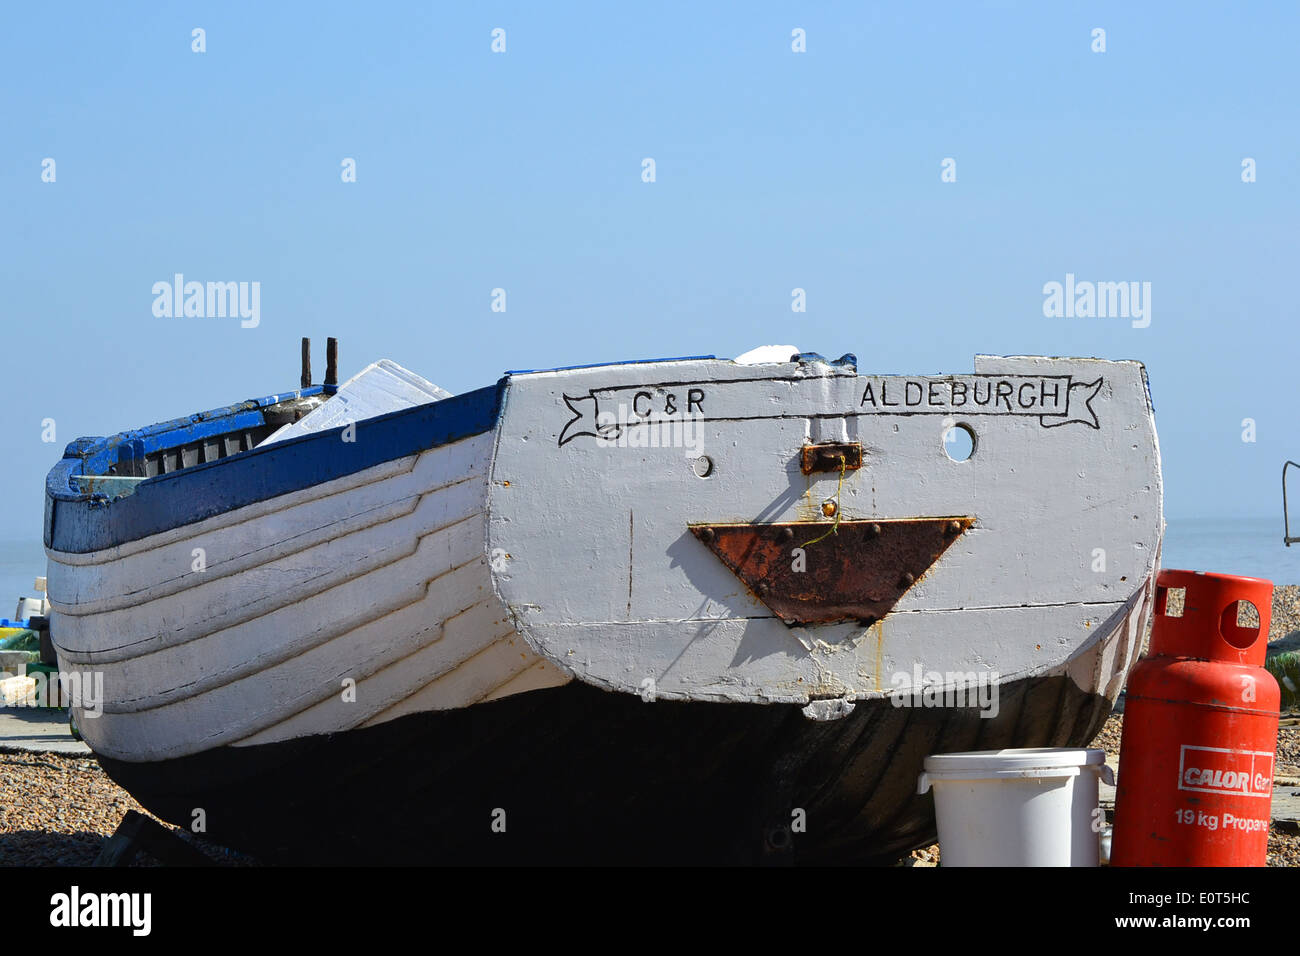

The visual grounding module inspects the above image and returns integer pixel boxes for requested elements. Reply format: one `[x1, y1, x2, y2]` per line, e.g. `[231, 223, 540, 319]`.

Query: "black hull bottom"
[98, 676, 1110, 865]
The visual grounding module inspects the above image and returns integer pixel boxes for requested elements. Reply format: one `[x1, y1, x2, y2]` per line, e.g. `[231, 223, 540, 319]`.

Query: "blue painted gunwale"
[45, 380, 507, 554]
[70, 386, 331, 479]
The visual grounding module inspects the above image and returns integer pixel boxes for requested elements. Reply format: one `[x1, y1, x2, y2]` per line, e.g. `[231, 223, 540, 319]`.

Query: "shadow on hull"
[98, 676, 1110, 865]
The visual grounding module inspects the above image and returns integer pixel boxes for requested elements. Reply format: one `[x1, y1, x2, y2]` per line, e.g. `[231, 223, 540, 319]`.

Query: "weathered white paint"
[47, 431, 567, 763]
[486, 354, 1162, 704]
[47, 353, 1161, 766]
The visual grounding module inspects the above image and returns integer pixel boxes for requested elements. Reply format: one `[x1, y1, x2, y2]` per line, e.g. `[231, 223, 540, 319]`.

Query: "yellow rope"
[802, 455, 846, 548]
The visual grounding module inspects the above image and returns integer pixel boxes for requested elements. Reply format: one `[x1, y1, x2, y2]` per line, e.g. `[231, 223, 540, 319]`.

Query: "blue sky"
[2, 1, 1297, 544]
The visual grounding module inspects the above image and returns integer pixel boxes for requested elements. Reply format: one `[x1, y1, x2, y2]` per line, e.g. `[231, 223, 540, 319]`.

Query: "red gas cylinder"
[1111, 570, 1279, 866]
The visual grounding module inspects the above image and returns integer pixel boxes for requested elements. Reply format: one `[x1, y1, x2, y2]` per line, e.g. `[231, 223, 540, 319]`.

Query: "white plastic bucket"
[917, 747, 1114, 867]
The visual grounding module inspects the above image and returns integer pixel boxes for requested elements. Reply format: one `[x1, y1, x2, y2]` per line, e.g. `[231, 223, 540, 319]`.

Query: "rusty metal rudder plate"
[689, 517, 974, 626]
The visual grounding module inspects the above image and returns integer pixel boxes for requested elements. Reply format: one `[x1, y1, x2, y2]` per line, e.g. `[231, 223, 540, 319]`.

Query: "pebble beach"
[5, 587, 1300, 867]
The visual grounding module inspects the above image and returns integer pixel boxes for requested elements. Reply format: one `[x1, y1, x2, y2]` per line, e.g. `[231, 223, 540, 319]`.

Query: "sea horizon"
[2, 515, 1297, 620]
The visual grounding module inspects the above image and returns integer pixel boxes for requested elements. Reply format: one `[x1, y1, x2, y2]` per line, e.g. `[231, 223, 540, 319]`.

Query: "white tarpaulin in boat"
[260, 359, 453, 445]
[733, 345, 799, 364]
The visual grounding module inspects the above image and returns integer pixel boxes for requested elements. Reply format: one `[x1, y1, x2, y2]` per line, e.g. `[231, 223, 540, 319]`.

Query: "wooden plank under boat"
[43, 351, 1162, 863]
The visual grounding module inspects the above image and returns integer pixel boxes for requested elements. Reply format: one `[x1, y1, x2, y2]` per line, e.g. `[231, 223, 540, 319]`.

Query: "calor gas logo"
[1177, 745, 1273, 799]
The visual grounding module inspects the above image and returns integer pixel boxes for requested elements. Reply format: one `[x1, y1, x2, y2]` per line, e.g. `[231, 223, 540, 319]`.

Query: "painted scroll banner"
[558, 374, 1104, 446]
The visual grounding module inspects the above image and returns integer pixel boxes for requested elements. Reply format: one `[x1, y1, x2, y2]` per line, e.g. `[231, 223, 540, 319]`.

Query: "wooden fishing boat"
[43, 350, 1162, 863]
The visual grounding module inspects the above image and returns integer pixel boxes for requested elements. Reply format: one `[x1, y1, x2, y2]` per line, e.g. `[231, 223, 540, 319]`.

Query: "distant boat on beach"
[42, 348, 1163, 863]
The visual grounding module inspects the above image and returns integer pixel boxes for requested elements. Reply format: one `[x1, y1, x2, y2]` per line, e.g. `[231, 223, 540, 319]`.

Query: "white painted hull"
[487, 354, 1163, 706]
[47, 432, 568, 763]
[46, 352, 1161, 791]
